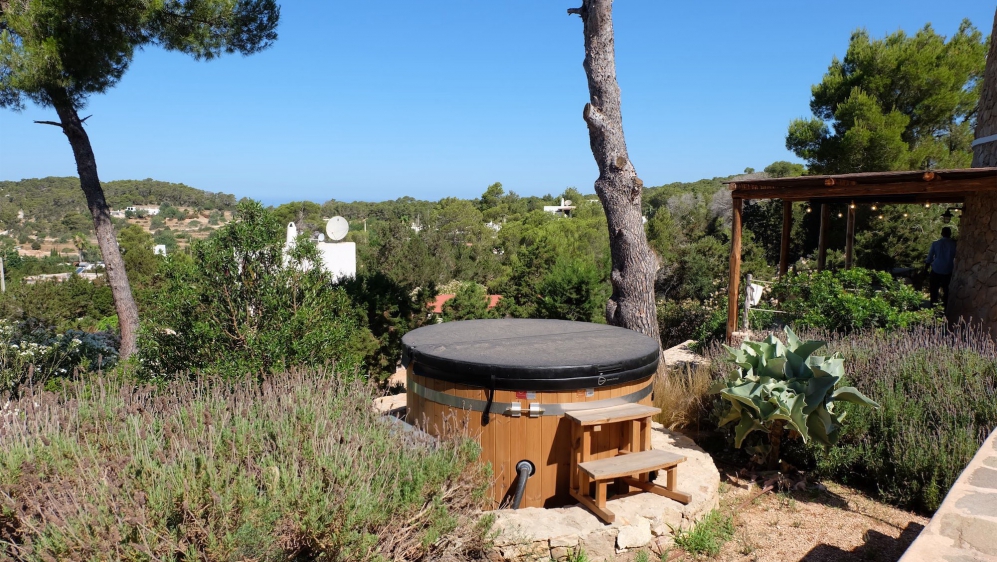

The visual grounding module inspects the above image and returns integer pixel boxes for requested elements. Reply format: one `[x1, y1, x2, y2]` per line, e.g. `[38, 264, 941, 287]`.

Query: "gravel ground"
[622, 474, 928, 562]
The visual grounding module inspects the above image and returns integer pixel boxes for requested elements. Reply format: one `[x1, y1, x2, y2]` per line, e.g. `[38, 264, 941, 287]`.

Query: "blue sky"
[0, 1, 991, 204]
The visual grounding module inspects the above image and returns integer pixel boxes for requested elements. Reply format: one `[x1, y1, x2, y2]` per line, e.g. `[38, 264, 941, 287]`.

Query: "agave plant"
[710, 327, 879, 469]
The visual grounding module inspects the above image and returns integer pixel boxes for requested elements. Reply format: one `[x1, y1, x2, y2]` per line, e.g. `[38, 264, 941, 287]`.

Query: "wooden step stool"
[566, 403, 692, 524]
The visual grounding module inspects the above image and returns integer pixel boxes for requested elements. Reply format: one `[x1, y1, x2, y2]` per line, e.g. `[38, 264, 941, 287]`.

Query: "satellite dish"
[326, 216, 349, 241]
[563, 200, 573, 206]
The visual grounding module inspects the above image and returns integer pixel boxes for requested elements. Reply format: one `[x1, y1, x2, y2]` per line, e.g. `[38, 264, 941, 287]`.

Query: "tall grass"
[0, 372, 490, 561]
[654, 362, 715, 431]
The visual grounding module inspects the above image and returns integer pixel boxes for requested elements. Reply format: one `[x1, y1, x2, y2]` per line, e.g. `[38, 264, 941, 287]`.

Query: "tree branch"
[80, 115, 92, 123]
[567, 7, 583, 16]
[33, 120, 65, 128]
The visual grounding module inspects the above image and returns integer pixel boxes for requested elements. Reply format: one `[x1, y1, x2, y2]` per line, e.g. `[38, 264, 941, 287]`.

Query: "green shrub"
[769, 268, 936, 332]
[140, 201, 376, 378]
[442, 282, 497, 322]
[0, 373, 490, 561]
[336, 272, 437, 380]
[790, 324, 997, 513]
[657, 296, 728, 349]
[0, 319, 118, 395]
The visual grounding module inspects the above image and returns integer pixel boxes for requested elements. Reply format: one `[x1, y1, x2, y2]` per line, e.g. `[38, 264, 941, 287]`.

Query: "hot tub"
[401, 319, 659, 508]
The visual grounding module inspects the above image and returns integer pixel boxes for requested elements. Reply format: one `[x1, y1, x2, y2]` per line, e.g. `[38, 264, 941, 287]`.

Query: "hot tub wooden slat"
[408, 367, 654, 508]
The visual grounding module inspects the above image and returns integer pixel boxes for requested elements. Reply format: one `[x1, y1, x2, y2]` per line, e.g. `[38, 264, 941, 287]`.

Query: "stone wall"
[947, 193, 997, 338]
[948, 9, 997, 337]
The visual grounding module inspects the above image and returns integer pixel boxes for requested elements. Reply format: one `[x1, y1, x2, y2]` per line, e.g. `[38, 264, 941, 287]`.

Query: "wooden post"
[845, 205, 856, 269]
[817, 203, 830, 271]
[779, 201, 792, 276]
[726, 198, 743, 343]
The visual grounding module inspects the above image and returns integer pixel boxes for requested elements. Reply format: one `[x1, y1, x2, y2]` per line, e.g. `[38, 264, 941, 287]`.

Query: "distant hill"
[0, 177, 237, 226]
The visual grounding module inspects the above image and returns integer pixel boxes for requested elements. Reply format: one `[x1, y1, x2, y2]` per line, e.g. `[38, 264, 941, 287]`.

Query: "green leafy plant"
[673, 509, 734, 556]
[711, 327, 879, 469]
[769, 268, 937, 333]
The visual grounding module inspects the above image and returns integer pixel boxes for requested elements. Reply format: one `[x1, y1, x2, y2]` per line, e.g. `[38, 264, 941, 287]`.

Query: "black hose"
[482, 374, 496, 426]
[511, 460, 533, 509]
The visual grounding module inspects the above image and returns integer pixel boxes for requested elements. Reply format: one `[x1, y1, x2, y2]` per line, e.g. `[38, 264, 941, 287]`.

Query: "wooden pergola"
[723, 167, 997, 342]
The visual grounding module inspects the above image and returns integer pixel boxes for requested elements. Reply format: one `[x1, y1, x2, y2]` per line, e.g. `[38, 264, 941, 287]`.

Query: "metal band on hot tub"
[408, 379, 653, 417]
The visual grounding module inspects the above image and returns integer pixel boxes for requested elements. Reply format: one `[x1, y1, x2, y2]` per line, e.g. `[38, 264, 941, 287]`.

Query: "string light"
[878, 214, 885, 220]
[871, 204, 878, 211]
[805, 206, 812, 213]
[925, 202, 931, 208]
[837, 212, 844, 218]
[903, 212, 909, 218]
[849, 202, 856, 209]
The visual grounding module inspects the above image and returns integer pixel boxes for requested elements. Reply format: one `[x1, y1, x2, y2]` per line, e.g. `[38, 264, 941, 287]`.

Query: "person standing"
[925, 227, 957, 306]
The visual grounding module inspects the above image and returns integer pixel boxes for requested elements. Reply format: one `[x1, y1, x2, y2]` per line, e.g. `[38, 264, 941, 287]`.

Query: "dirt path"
[669, 477, 928, 562]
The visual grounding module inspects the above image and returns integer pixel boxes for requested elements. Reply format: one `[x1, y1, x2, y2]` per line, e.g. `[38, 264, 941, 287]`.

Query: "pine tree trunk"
[570, 0, 660, 346]
[49, 91, 141, 359]
[947, 9, 997, 337]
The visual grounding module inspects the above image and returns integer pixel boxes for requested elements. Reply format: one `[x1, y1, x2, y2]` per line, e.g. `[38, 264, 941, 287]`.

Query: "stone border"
[900, 428, 997, 561]
[487, 423, 720, 562]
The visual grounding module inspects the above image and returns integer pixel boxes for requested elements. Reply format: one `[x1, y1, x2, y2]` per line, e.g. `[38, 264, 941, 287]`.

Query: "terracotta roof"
[429, 294, 502, 314]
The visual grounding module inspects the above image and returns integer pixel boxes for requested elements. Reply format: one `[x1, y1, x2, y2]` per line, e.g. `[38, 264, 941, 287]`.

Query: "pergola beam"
[729, 176, 996, 202]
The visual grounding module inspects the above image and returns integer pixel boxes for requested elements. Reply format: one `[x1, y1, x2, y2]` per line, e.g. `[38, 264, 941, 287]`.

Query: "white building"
[125, 205, 161, 216]
[154, 245, 167, 256]
[543, 198, 577, 217]
[285, 222, 356, 283]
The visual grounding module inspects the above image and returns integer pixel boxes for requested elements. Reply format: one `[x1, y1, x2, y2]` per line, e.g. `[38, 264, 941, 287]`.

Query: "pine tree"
[0, 0, 279, 358]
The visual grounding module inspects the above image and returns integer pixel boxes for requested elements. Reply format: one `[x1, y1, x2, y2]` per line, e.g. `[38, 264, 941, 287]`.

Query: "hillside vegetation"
[0, 176, 236, 229]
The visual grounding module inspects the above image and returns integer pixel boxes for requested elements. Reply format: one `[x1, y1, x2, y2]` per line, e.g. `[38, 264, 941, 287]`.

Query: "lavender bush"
[797, 323, 997, 512]
[0, 372, 490, 561]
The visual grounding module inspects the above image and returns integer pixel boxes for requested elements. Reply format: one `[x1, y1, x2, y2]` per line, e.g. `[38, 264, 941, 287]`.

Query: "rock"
[498, 541, 549, 561]
[650, 535, 675, 556]
[578, 529, 619, 562]
[372, 393, 406, 414]
[549, 535, 580, 548]
[616, 517, 653, 550]
[549, 546, 572, 561]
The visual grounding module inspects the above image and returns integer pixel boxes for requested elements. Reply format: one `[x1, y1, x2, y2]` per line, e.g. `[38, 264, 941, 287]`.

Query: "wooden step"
[565, 403, 661, 426]
[578, 449, 685, 481]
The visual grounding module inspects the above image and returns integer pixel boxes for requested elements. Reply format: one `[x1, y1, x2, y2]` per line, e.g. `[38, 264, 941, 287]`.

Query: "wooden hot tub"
[402, 319, 659, 509]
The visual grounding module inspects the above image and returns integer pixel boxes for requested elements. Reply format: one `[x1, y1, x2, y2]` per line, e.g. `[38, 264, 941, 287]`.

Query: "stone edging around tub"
[486, 423, 721, 562]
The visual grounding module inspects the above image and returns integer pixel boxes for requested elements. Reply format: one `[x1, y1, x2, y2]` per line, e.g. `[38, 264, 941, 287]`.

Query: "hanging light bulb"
[925, 202, 931, 208]
[903, 212, 909, 218]
[849, 202, 856, 209]
[837, 212, 844, 218]
[878, 214, 885, 220]
[806, 207, 812, 213]
[871, 204, 878, 211]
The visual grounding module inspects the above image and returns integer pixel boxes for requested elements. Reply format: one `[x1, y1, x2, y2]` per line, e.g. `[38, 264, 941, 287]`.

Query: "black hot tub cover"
[401, 319, 659, 391]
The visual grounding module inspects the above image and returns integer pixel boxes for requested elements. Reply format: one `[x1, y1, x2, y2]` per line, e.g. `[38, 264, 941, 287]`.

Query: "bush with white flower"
[0, 320, 118, 395]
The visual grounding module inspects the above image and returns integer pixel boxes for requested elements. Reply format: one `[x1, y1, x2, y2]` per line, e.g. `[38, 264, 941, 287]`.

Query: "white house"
[543, 198, 577, 217]
[125, 205, 160, 216]
[285, 221, 356, 283]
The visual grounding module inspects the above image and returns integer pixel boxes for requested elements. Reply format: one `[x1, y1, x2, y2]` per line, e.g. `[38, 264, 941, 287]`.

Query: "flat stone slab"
[488, 423, 720, 561]
[662, 340, 709, 368]
[901, 428, 997, 561]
